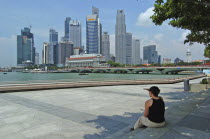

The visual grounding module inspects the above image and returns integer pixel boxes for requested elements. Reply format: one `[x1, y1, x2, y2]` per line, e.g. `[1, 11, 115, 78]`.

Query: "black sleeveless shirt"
[148, 97, 165, 123]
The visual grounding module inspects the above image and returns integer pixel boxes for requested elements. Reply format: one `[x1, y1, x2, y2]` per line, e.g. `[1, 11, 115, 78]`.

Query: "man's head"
[146, 86, 160, 97]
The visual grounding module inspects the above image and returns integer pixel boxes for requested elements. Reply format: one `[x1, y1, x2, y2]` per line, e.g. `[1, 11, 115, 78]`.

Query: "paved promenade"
[0, 78, 209, 139]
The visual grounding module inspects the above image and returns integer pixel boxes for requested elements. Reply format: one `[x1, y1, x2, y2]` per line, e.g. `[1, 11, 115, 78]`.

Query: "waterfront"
[0, 72, 198, 85]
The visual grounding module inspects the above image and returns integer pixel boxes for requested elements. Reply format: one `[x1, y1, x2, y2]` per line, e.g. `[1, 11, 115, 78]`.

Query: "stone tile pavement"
[0, 78, 209, 139]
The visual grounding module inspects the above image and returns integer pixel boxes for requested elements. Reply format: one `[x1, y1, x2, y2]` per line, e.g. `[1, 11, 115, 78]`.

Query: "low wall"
[190, 83, 210, 92]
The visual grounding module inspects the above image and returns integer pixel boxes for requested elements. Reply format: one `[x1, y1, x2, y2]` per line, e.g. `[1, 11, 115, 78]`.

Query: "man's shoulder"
[145, 99, 153, 106]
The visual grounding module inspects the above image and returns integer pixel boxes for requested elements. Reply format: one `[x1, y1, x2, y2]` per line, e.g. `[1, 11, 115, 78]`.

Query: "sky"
[0, 0, 206, 67]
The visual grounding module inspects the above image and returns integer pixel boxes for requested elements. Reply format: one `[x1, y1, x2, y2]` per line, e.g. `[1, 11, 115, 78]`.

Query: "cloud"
[0, 35, 16, 67]
[180, 30, 191, 42]
[136, 7, 154, 27]
[154, 33, 164, 41]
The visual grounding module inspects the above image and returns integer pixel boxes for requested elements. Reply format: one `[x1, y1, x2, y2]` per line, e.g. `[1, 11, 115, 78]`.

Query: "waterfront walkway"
[0, 78, 209, 139]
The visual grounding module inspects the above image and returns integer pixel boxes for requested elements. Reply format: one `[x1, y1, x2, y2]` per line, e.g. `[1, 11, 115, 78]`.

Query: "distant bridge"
[66, 66, 210, 74]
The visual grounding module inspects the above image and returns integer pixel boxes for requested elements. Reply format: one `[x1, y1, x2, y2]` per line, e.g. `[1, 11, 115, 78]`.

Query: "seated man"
[130, 86, 165, 131]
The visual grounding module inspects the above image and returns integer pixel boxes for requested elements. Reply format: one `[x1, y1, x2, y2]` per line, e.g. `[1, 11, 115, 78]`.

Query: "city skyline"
[0, 0, 206, 67]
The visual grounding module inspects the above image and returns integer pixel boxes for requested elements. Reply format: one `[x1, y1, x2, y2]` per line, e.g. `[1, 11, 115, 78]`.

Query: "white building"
[163, 58, 171, 64]
[66, 54, 107, 68]
[186, 49, 192, 63]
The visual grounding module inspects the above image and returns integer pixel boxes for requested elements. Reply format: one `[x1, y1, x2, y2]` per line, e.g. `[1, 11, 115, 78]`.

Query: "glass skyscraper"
[115, 10, 127, 64]
[70, 20, 82, 48]
[86, 7, 101, 54]
[143, 45, 158, 64]
[49, 28, 58, 64]
[126, 32, 132, 65]
[64, 17, 71, 41]
[132, 39, 141, 65]
[102, 32, 110, 61]
[17, 27, 35, 65]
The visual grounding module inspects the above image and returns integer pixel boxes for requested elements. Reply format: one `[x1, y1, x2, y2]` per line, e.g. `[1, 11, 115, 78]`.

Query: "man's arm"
[144, 99, 152, 117]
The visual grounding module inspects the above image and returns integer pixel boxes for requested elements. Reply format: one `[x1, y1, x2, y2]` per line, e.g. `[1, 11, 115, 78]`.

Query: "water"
[0, 72, 196, 85]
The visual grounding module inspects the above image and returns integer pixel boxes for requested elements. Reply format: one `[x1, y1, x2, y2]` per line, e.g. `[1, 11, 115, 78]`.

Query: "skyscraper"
[59, 41, 74, 65]
[126, 32, 132, 65]
[70, 20, 82, 48]
[143, 45, 158, 64]
[86, 7, 102, 54]
[115, 10, 127, 64]
[186, 49, 192, 63]
[92, 6, 99, 15]
[42, 42, 49, 64]
[132, 39, 141, 65]
[64, 17, 71, 41]
[102, 32, 110, 61]
[35, 53, 39, 65]
[17, 27, 35, 65]
[49, 28, 58, 64]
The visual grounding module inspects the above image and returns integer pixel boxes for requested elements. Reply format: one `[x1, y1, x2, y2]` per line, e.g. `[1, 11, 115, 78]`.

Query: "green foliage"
[200, 78, 208, 84]
[151, 0, 210, 57]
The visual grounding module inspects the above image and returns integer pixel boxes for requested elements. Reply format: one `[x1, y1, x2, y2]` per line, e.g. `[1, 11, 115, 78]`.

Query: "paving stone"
[178, 115, 210, 132]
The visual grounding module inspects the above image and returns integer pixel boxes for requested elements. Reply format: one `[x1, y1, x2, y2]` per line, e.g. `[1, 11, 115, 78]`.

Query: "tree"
[151, 0, 210, 57]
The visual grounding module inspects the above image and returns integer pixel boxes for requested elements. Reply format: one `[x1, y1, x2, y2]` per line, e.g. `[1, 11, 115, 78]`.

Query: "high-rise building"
[86, 7, 102, 54]
[115, 10, 127, 64]
[102, 32, 110, 61]
[126, 32, 132, 65]
[92, 6, 99, 15]
[59, 41, 74, 65]
[42, 42, 49, 64]
[17, 27, 35, 65]
[49, 28, 58, 64]
[186, 49, 192, 63]
[143, 45, 158, 64]
[70, 20, 82, 48]
[132, 39, 141, 65]
[35, 53, 39, 65]
[64, 17, 71, 41]
[158, 55, 162, 64]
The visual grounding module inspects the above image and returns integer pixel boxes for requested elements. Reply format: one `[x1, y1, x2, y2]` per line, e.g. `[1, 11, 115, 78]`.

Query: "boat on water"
[3, 73, 7, 74]
[79, 73, 89, 75]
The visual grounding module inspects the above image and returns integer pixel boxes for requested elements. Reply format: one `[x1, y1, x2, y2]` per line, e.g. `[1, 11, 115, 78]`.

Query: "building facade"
[132, 39, 141, 65]
[86, 7, 101, 54]
[17, 27, 35, 65]
[102, 32, 110, 61]
[115, 10, 127, 64]
[35, 53, 39, 65]
[49, 28, 58, 64]
[126, 32, 132, 65]
[59, 42, 74, 65]
[174, 57, 183, 64]
[66, 54, 107, 68]
[163, 58, 171, 64]
[70, 20, 82, 48]
[64, 17, 71, 41]
[143, 45, 158, 64]
[42, 42, 49, 64]
[186, 49, 192, 63]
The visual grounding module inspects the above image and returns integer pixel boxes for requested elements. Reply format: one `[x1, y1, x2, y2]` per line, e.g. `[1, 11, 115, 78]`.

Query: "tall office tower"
[59, 41, 74, 65]
[158, 55, 162, 64]
[86, 7, 102, 54]
[64, 17, 71, 41]
[102, 32, 110, 61]
[70, 20, 82, 48]
[35, 53, 39, 65]
[17, 27, 35, 65]
[143, 45, 158, 64]
[126, 32, 132, 65]
[115, 10, 127, 64]
[92, 6, 99, 15]
[49, 28, 58, 64]
[42, 42, 49, 64]
[132, 39, 141, 65]
[186, 49, 192, 63]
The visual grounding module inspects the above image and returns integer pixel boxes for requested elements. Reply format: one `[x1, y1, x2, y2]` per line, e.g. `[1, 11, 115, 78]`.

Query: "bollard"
[184, 79, 190, 91]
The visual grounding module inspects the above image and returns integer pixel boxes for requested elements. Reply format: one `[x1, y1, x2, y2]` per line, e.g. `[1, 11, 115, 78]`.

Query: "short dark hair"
[149, 86, 160, 97]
